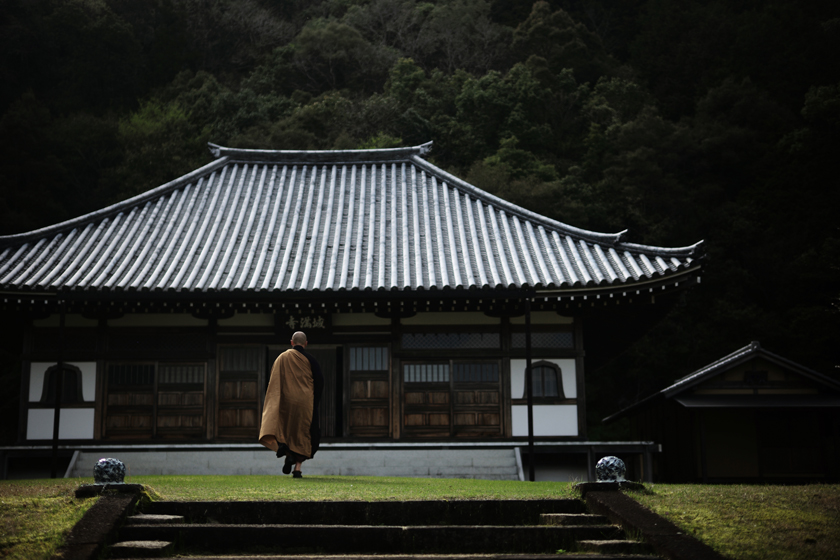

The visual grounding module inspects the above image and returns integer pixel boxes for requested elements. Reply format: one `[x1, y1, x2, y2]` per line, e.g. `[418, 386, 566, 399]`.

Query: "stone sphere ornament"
[93, 458, 126, 484]
[595, 456, 626, 482]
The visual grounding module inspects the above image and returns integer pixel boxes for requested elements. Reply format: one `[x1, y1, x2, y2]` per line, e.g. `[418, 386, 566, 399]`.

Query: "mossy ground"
[627, 483, 840, 560]
[0, 479, 95, 560]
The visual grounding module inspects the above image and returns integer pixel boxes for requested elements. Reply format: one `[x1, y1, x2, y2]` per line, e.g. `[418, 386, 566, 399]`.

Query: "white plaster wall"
[511, 405, 578, 436]
[29, 362, 97, 402]
[26, 408, 95, 440]
[510, 358, 576, 399]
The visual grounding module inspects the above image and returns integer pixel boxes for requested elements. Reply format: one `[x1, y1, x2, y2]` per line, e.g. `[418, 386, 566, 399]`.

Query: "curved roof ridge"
[408, 155, 628, 247]
[619, 239, 704, 258]
[0, 157, 229, 247]
[209, 141, 433, 163]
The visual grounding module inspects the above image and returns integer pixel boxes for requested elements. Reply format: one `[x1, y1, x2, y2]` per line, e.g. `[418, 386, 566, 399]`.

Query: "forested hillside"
[1, 0, 838, 437]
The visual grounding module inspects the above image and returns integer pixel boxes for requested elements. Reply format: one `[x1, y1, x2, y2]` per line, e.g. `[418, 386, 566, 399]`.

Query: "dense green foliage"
[1, 0, 838, 436]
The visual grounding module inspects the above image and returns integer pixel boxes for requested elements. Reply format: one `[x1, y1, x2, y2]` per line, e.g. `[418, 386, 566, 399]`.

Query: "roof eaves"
[750, 347, 840, 391]
[603, 391, 666, 423]
[0, 156, 229, 248]
[662, 342, 759, 398]
[409, 155, 628, 247]
[618, 239, 705, 259]
[604, 342, 758, 423]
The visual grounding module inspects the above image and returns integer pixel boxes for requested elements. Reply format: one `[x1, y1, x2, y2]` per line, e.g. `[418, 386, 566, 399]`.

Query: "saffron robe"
[259, 347, 319, 458]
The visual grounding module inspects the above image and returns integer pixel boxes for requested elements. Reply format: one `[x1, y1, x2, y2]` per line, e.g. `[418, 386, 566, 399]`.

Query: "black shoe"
[282, 456, 294, 475]
[292, 470, 302, 478]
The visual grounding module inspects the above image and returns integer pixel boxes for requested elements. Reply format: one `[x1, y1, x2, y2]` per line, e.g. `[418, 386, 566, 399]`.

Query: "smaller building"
[606, 341, 840, 482]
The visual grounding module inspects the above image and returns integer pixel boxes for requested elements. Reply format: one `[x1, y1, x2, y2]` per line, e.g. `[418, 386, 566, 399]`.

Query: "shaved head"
[291, 331, 307, 346]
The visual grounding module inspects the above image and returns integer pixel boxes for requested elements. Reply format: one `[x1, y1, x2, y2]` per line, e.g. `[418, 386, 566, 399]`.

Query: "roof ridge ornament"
[207, 141, 434, 163]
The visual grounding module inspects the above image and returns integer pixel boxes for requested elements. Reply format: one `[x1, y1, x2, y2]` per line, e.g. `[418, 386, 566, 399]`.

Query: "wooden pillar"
[586, 446, 596, 481]
[698, 409, 709, 483]
[525, 297, 535, 482]
[50, 301, 66, 479]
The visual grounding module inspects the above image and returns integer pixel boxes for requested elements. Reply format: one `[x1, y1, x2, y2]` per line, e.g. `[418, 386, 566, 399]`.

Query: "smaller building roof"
[605, 341, 840, 422]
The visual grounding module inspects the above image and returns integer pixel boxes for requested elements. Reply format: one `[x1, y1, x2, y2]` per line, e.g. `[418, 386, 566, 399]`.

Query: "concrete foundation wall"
[67, 448, 520, 480]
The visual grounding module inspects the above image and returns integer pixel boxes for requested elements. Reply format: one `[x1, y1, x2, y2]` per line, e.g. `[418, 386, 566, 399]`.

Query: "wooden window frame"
[401, 359, 503, 438]
[102, 361, 207, 440]
[511, 360, 577, 406]
[37, 363, 86, 407]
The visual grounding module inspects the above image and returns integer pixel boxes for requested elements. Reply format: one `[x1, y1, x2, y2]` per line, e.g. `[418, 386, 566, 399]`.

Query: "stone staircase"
[108, 499, 658, 559]
[68, 447, 521, 479]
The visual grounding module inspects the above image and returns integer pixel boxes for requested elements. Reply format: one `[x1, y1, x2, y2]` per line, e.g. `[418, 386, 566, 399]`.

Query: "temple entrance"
[267, 345, 342, 438]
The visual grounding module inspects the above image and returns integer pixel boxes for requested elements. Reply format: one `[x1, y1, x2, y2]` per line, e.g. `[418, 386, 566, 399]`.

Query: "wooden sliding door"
[402, 360, 502, 438]
[346, 346, 390, 437]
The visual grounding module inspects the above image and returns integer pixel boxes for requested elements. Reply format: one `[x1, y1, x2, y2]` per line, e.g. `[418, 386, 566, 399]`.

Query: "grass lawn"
[627, 484, 840, 560]
[0, 479, 96, 560]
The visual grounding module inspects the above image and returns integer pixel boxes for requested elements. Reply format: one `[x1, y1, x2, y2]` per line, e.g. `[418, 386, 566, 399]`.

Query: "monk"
[259, 331, 324, 478]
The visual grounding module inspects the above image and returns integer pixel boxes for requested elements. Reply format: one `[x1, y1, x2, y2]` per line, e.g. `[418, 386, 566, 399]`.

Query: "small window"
[524, 362, 565, 399]
[349, 347, 389, 371]
[40, 364, 84, 404]
[405, 363, 449, 383]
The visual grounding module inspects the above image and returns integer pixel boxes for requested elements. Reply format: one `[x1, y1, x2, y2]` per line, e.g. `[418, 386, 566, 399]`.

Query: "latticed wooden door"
[402, 361, 502, 438]
[155, 364, 206, 437]
[103, 362, 206, 439]
[103, 363, 155, 438]
[216, 346, 263, 439]
[346, 346, 390, 437]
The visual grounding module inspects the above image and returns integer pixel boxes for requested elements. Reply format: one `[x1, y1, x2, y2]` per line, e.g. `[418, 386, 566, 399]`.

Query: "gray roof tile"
[0, 142, 702, 296]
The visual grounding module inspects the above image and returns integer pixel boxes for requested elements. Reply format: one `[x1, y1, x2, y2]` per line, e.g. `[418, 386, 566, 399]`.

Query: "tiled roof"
[0, 142, 702, 296]
[604, 341, 840, 422]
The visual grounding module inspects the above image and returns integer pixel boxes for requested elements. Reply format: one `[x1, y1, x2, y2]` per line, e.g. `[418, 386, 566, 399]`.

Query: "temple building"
[0, 142, 703, 479]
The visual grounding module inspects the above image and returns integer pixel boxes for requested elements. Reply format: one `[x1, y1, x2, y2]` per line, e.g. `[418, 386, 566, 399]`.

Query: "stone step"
[69, 448, 520, 479]
[143, 499, 586, 525]
[540, 513, 611, 526]
[126, 514, 184, 525]
[577, 539, 655, 555]
[109, 540, 174, 558]
[117, 524, 624, 554]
